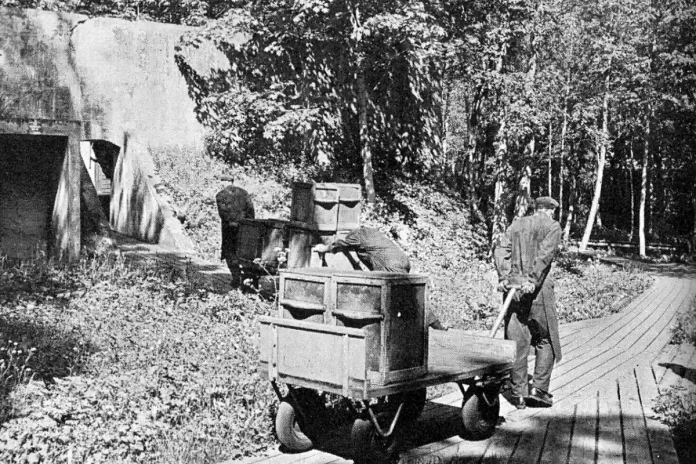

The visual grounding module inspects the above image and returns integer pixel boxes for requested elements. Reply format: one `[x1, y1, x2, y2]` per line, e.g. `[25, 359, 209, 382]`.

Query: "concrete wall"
[111, 134, 195, 251]
[0, 7, 224, 252]
[0, 7, 221, 151]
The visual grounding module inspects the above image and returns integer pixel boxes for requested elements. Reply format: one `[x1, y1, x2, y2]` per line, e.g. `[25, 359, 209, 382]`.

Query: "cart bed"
[258, 316, 515, 400]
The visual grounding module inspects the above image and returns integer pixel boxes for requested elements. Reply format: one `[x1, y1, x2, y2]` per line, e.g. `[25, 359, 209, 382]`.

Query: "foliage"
[653, 384, 696, 464]
[175, 0, 450, 182]
[554, 255, 653, 323]
[671, 298, 696, 346]
[0, 256, 276, 463]
[0, 0, 232, 25]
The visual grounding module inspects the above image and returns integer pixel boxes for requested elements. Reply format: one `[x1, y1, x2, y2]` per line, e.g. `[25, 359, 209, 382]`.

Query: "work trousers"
[222, 225, 241, 287]
[505, 311, 555, 397]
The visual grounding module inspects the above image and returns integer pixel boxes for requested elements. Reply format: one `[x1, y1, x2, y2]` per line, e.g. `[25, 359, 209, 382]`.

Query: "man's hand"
[313, 244, 330, 253]
[521, 281, 535, 294]
[497, 279, 511, 293]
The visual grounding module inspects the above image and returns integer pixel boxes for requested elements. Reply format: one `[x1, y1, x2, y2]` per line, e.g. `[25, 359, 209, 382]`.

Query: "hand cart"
[258, 316, 516, 463]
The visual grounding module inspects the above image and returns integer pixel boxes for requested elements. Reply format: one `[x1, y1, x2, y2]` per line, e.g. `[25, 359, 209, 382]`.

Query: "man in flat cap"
[494, 196, 562, 409]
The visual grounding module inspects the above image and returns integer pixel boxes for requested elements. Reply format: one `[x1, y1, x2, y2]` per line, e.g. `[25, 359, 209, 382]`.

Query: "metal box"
[277, 268, 429, 385]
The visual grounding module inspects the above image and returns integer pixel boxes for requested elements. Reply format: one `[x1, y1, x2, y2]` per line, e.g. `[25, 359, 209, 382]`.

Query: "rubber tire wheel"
[351, 415, 400, 464]
[385, 388, 427, 422]
[461, 386, 500, 440]
[275, 401, 313, 452]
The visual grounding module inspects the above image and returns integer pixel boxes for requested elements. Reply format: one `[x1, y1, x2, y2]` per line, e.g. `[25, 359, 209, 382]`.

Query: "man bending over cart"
[494, 196, 562, 409]
[314, 226, 448, 330]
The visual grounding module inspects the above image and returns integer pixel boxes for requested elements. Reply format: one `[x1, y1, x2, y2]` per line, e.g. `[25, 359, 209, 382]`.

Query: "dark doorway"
[0, 134, 67, 258]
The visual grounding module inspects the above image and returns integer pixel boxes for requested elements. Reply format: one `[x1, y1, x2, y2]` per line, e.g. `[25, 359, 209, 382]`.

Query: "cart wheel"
[385, 388, 427, 422]
[461, 386, 500, 440]
[275, 401, 313, 452]
[351, 415, 400, 464]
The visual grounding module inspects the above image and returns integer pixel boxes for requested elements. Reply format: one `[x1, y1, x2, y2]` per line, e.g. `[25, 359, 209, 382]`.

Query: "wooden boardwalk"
[233, 272, 696, 464]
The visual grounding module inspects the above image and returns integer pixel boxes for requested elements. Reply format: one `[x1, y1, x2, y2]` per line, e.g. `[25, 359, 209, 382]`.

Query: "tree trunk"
[579, 88, 610, 252]
[548, 122, 553, 196]
[563, 174, 576, 243]
[559, 70, 571, 223]
[639, 115, 650, 257]
[351, 5, 375, 204]
[492, 118, 508, 240]
[466, 90, 486, 223]
[692, 192, 696, 254]
[357, 71, 375, 204]
[629, 139, 635, 241]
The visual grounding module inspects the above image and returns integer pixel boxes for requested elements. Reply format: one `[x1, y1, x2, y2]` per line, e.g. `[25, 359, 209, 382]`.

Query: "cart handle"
[489, 287, 518, 338]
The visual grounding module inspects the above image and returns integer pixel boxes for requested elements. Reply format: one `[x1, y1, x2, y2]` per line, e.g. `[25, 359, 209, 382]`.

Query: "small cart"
[259, 316, 516, 463]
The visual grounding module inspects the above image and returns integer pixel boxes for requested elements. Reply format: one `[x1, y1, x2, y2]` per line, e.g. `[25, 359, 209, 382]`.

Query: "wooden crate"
[336, 183, 361, 230]
[290, 182, 339, 231]
[258, 318, 516, 399]
[286, 221, 317, 269]
[277, 268, 429, 385]
[290, 183, 362, 232]
[237, 219, 287, 269]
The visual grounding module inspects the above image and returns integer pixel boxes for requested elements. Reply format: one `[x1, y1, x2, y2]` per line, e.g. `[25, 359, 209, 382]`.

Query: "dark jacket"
[216, 185, 255, 257]
[330, 227, 410, 273]
[494, 212, 563, 360]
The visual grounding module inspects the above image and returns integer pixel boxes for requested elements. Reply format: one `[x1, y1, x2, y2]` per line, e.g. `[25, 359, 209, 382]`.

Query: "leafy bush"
[554, 255, 654, 324]
[654, 385, 696, 464]
[0, 256, 276, 463]
[671, 299, 696, 346]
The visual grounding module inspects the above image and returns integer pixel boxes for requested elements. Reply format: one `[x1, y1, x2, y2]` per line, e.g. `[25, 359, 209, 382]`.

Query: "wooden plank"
[568, 394, 598, 463]
[635, 363, 680, 464]
[557, 280, 665, 362]
[658, 343, 695, 391]
[597, 381, 623, 464]
[478, 420, 526, 463]
[653, 344, 681, 388]
[402, 437, 469, 462]
[619, 369, 653, 464]
[545, 280, 685, 397]
[538, 409, 574, 464]
[507, 418, 549, 464]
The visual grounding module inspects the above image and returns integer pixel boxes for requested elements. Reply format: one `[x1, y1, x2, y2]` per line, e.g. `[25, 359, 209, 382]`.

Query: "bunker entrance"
[0, 134, 67, 259]
[80, 140, 119, 217]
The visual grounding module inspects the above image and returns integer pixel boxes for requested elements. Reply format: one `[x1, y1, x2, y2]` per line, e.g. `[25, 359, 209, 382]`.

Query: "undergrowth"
[0, 256, 276, 463]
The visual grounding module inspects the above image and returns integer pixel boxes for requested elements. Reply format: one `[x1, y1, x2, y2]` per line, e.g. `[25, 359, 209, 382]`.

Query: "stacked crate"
[290, 182, 362, 270]
[276, 268, 429, 385]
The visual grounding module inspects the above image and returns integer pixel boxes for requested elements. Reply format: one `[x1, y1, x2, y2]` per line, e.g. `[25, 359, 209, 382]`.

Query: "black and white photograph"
[0, 1, 694, 463]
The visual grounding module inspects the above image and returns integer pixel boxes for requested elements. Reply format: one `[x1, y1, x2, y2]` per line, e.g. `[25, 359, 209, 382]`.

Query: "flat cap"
[535, 196, 559, 209]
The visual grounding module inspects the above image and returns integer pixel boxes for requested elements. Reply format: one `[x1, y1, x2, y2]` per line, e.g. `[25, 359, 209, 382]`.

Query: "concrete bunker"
[0, 119, 81, 260]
